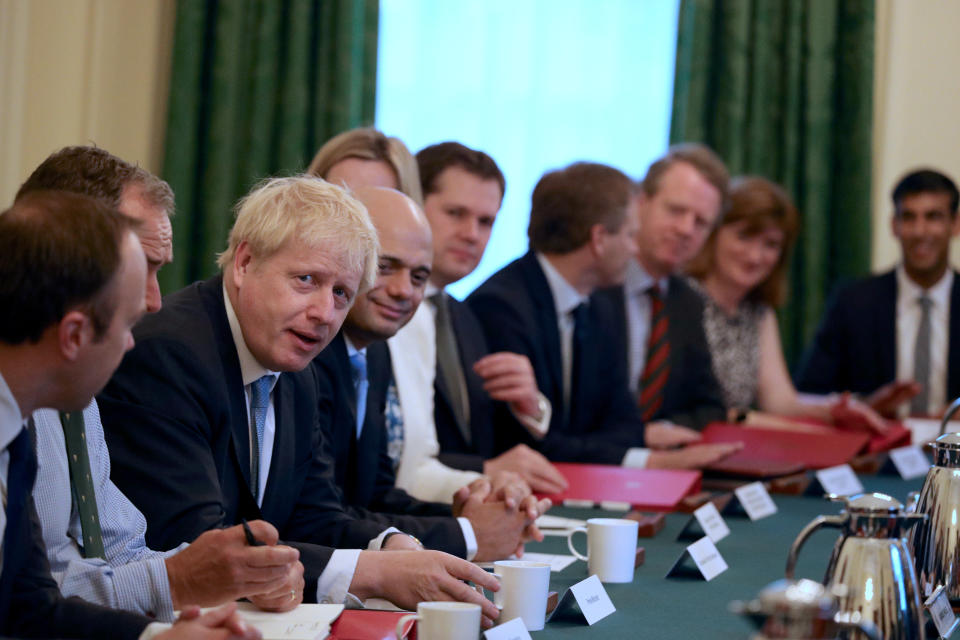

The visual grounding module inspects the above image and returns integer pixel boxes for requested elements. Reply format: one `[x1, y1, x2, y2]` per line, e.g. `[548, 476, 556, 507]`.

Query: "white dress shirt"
[896, 266, 953, 415]
[223, 286, 391, 605]
[535, 255, 652, 469]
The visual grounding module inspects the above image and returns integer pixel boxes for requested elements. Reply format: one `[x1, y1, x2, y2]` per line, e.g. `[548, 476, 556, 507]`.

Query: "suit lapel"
[518, 253, 564, 420]
[878, 271, 898, 383]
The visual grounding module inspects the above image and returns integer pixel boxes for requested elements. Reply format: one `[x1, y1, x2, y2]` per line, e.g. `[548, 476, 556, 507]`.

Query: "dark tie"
[249, 375, 272, 501]
[638, 285, 670, 422]
[59, 411, 105, 559]
[911, 295, 933, 415]
[569, 301, 590, 422]
[0, 425, 36, 621]
[348, 351, 369, 438]
[432, 292, 471, 444]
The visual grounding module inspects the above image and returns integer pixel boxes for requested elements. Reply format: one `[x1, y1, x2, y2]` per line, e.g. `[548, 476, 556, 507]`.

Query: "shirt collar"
[535, 252, 588, 316]
[625, 259, 669, 297]
[897, 264, 954, 309]
[0, 370, 25, 453]
[343, 333, 366, 360]
[222, 282, 280, 389]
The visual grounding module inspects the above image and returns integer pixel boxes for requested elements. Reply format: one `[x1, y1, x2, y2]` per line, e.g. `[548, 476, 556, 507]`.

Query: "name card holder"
[925, 585, 959, 639]
[665, 536, 728, 581]
[886, 445, 932, 480]
[484, 617, 533, 640]
[806, 464, 864, 497]
[719, 482, 777, 521]
[677, 501, 731, 542]
[547, 575, 616, 626]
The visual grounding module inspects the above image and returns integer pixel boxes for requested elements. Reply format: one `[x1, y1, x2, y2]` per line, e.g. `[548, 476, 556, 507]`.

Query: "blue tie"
[349, 351, 369, 438]
[384, 377, 404, 472]
[249, 375, 272, 500]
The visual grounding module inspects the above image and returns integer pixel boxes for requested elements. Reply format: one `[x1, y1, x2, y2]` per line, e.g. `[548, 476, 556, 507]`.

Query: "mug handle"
[395, 613, 418, 639]
[567, 527, 589, 561]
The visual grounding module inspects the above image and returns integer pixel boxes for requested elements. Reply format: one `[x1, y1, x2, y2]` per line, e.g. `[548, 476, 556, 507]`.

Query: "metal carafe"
[730, 579, 880, 639]
[909, 397, 960, 605]
[786, 493, 927, 640]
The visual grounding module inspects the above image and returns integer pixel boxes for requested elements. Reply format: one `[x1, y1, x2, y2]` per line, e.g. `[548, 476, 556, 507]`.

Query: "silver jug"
[730, 579, 880, 639]
[786, 493, 927, 640]
[909, 426, 960, 605]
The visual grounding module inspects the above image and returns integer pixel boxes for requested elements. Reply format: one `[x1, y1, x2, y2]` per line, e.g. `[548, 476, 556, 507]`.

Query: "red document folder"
[865, 422, 912, 453]
[329, 609, 415, 640]
[700, 423, 871, 470]
[540, 463, 702, 512]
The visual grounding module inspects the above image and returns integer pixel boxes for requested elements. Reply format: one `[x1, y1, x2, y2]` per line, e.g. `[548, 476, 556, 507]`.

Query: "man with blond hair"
[99, 176, 500, 619]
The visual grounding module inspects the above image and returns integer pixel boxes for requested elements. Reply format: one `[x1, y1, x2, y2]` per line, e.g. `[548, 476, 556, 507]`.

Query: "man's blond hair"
[217, 176, 379, 291]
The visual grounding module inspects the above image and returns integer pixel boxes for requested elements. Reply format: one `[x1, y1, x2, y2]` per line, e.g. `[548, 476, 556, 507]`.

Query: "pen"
[241, 518, 265, 546]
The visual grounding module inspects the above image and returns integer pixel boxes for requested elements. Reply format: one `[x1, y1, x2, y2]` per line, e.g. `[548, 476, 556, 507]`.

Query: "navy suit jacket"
[466, 252, 643, 464]
[434, 297, 516, 471]
[311, 333, 465, 556]
[99, 276, 388, 603]
[596, 276, 725, 427]
[795, 269, 960, 400]
[0, 427, 149, 639]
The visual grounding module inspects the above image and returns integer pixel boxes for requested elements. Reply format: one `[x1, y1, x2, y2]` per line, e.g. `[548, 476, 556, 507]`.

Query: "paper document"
[476, 552, 576, 572]
[535, 514, 586, 530]
[227, 603, 344, 640]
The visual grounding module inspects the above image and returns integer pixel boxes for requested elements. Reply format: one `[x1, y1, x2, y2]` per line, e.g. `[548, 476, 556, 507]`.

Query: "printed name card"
[666, 536, 729, 581]
[733, 482, 777, 521]
[925, 585, 959, 639]
[548, 575, 616, 626]
[815, 464, 864, 497]
[889, 446, 931, 480]
[677, 502, 730, 542]
[484, 617, 533, 640]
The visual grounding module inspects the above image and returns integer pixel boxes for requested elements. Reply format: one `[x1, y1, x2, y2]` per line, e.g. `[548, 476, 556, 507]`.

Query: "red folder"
[329, 609, 415, 640]
[865, 422, 912, 453]
[700, 423, 870, 470]
[540, 463, 701, 512]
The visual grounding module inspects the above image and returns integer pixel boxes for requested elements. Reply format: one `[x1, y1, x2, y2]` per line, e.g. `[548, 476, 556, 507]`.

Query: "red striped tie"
[638, 285, 670, 421]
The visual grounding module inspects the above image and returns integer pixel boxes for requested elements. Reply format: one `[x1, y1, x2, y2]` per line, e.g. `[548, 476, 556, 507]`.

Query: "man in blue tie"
[0, 191, 257, 639]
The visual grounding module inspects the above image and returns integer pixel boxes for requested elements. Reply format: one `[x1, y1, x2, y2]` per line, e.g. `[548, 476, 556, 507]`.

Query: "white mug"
[567, 517, 639, 583]
[394, 601, 481, 640]
[490, 560, 551, 631]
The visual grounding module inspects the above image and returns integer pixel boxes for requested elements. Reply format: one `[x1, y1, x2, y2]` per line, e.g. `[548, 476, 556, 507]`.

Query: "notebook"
[540, 463, 701, 511]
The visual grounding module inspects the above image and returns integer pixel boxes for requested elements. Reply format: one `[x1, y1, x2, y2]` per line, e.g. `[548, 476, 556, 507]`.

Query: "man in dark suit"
[796, 169, 960, 417]
[413, 143, 565, 493]
[467, 162, 740, 468]
[0, 191, 257, 639]
[99, 177, 499, 618]
[313, 186, 546, 562]
[597, 144, 728, 431]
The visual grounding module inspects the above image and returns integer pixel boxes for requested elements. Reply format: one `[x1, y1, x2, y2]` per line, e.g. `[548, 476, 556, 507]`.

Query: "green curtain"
[160, 0, 379, 292]
[670, 0, 874, 367]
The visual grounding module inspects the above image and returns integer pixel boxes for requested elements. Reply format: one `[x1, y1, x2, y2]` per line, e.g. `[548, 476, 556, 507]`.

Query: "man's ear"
[588, 223, 607, 257]
[57, 310, 93, 362]
[890, 212, 901, 239]
[233, 241, 254, 286]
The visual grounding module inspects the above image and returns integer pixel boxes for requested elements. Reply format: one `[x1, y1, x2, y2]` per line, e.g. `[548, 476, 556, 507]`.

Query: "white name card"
[687, 537, 728, 581]
[484, 617, 533, 640]
[889, 446, 931, 480]
[926, 585, 959, 638]
[815, 464, 864, 496]
[733, 481, 777, 520]
[549, 575, 616, 626]
[694, 502, 730, 542]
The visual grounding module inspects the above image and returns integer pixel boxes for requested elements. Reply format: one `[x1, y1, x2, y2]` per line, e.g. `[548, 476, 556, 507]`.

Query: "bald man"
[312, 186, 549, 563]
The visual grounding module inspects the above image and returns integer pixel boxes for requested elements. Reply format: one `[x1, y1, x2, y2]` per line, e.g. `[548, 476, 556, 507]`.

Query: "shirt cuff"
[456, 517, 478, 561]
[368, 527, 401, 550]
[138, 622, 171, 640]
[510, 392, 551, 439]
[622, 447, 651, 468]
[316, 549, 362, 605]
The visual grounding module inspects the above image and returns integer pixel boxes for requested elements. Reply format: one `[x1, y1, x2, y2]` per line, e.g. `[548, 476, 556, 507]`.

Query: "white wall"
[872, 0, 960, 271]
[0, 0, 175, 204]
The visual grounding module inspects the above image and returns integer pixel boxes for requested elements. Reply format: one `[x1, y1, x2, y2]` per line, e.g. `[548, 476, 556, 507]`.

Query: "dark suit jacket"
[795, 269, 960, 400]
[466, 252, 643, 464]
[597, 276, 725, 427]
[99, 276, 388, 603]
[0, 427, 149, 639]
[311, 333, 465, 556]
[434, 297, 511, 471]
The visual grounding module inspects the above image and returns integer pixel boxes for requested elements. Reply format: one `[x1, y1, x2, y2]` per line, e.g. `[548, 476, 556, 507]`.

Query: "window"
[377, 0, 680, 298]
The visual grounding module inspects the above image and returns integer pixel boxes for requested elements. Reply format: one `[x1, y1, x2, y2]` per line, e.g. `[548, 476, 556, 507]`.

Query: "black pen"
[241, 518, 265, 546]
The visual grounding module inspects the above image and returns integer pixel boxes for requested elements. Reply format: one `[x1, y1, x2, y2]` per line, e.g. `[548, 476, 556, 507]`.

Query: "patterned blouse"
[686, 277, 767, 409]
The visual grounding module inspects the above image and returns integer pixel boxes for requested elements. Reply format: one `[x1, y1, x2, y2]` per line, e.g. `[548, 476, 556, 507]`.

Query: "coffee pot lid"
[840, 492, 902, 515]
[754, 579, 838, 616]
[933, 432, 960, 450]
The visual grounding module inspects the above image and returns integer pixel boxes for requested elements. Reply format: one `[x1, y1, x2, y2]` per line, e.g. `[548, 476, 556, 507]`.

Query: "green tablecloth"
[528, 473, 925, 639]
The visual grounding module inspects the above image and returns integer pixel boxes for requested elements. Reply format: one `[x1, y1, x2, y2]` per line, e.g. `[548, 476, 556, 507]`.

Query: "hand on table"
[831, 392, 892, 434]
[160, 603, 260, 640]
[866, 380, 921, 418]
[483, 444, 567, 494]
[645, 421, 702, 449]
[647, 442, 743, 469]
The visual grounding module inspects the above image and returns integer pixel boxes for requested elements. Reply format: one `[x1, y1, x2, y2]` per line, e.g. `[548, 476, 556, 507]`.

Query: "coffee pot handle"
[785, 515, 847, 579]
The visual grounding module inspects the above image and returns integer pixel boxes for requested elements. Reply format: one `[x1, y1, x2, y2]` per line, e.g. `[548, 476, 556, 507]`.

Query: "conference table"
[524, 471, 926, 639]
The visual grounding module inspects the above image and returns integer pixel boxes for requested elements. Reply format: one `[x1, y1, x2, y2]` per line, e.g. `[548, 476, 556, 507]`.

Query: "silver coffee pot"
[786, 493, 927, 640]
[730, 579, 880, 639]
[909, 410, 960, 605]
